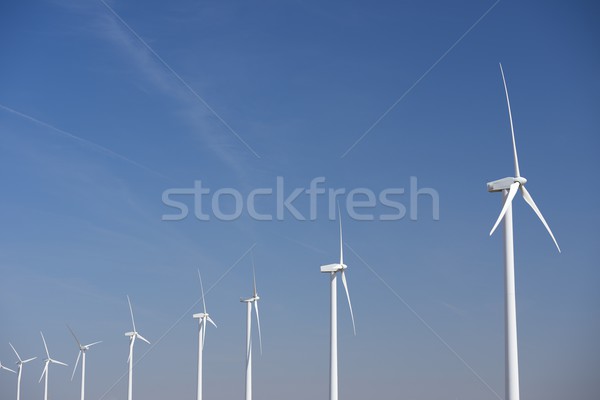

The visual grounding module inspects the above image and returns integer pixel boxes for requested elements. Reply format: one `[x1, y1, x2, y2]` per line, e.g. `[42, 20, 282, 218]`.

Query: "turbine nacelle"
[240, 295, 259, 303]
[320, 263, 347, 273]
[487, 176, 527, 192]
[193, 312, 209, 319]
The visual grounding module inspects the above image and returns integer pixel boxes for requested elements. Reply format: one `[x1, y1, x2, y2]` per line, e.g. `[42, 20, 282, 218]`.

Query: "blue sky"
[0, 0, 598, 399]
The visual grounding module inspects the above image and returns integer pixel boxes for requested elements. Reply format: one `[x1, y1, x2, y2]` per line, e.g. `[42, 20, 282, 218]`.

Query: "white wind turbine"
[68, 325, 102, 400]
[193, 270, 217, 400]
[9, 343, 36, 400]
[240, 256, 262, 400]
[39, 331, 68, 400]
[125, 295, 151, 400]
[488, 63, 561, 400]
[320, 210, 356, 400]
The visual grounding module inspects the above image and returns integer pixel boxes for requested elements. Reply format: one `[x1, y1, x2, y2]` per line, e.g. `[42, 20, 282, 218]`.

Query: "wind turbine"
[9, 342, 36, 400]
[68, 325, 102, 400]
[193, 270, 217, 400]
[39, 331, 68, 400]
[125, 295, 150, 400]
[488, 63, 561, 400]
[320, 210, 356, 400]
[240, 255, 262, 400]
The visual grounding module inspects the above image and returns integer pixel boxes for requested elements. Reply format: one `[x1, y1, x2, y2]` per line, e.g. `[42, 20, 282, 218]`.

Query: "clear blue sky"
[0, 1, 598, 399]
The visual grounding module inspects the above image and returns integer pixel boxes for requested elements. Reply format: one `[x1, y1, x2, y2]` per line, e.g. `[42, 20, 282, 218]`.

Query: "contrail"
[0, 103, 169, 180]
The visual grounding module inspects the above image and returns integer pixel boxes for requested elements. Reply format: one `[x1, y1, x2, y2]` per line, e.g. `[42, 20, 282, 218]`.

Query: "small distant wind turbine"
[68, 325, 102, 400]
[125, 295, 150, 400]
[320, 210, 356, 400]
[9, 342, 36, 400]
[487, 63, 561, 400]
[193, 270, 217, 400]
[240, 255, 262, 400]
[39, 331, 68, 400]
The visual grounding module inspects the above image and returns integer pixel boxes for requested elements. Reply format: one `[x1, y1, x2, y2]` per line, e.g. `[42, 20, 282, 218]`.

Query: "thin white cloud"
[0, 103, 169, 180]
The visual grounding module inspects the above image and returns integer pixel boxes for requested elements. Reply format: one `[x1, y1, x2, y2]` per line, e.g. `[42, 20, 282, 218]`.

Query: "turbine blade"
[85, 341, 103, 348]
[254, 301, 263, 355]
[338, 206, 344, 265]
[71, 351, 81, 381]
[127, 295, 137, 333]
[9, 343, 22, 362]
[520, 186, 561, 252]
[207, 315, 217, 328]
[137, 334, 151, 345]
[202, 321, 206, 349]
[198, 269, 207, 314]
[52, 359, 68, 367]
[1, 365, 16, 373]
[67, 324, 82, 347]
[490, 182, 520, 236]
[39, 362, 48, 383]
[40, 332, 50, 359]
[127, 337, 134, 364]
[499, 63, 521, 178]
[341, 270, 356, 335]
[251, 253, 257, 298]
[22, 357, 37, 363]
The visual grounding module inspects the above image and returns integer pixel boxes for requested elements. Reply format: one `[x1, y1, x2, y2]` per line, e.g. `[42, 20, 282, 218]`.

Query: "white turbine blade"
[9, 343, 22, 362]
[137, 334, 151, 345]
[340, 270, 356, 335]
[51, 359, 68, 367]
[127, 295, 137, 333]
[1, 364, 16, 373]
[198, 269, 208, 314]
[207, 315, 217, 328]
[251, 253, 257, 298]
[338, 207, 344, 265]
[254, 301, 263, 355]
[85, 341, 103, 348]
[520, 186, 561, 252]
[71, 351, 81, 381]
[40, 332, 50, 359]
[202, 320, 206, 349]
[39, 362, 48, 383]
[67, 324, 82, 347]
[127, 337, 135, 364]
[22, 357, 37, 363]
[490, 182, 520, 236]
[499, 63, 521, 178]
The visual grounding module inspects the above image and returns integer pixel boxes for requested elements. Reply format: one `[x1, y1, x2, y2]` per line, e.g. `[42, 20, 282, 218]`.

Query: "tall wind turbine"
[39, 331, 68, 400]
[125, 295, 151, 400]
[240, 255, 262, 400]
[320, 210, 356, 400]
[193, 270, 217, 400]
[9, 343, 36, 400]
[488, 63, 561, 400]
[68, 325, 102, 400]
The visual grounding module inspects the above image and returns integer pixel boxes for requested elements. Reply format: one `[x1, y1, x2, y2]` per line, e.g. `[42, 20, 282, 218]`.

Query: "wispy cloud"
[0, 103, 169, 180]
[93, 0, 260, 180]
